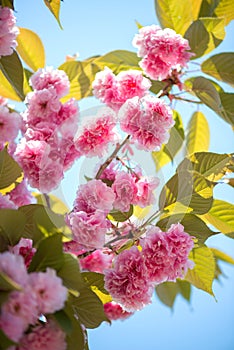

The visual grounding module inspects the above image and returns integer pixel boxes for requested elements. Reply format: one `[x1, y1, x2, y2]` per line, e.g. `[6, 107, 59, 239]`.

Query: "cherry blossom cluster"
[0, 5, 19, 57]
[0, 240, 67, 348]
[132, 25, 193, 80]
[15, 67, 81, 193]
[66, 161, 159, 250]
[104, 224, 194, 311]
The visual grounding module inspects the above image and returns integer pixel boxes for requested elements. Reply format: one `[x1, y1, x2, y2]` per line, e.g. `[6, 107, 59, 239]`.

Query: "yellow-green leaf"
[34, 193, 69, 215]
[202, 199, 234, 235]
[0, 147, 23, 193]
[44, 0, 62, 28]
[184, 17, 225, 59]
[199, 0, 234, 25]
[211, 248, 234, 265]
[0, 70, 21, 101]
[201, 53, 234, 87]
[185, 246, 215, 295]
[186, 112, 210, 155]
[17, 28, 45, 72]
[154, 0, 196, 35]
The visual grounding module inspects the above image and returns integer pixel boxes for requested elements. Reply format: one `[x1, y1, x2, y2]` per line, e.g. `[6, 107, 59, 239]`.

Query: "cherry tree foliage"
[0, 0, 234, 349]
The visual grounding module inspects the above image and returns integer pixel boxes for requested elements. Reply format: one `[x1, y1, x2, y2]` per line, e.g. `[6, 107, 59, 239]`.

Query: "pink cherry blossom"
[112, 171, 137, 212]
[133, 176, 159, 207]
[28, 268, 67, 315]
[57, 98, 79, 126]
[30, 66, 70, 98]
[75, 108, 118, 157]
[18, 319, 67, 350]
[92, 67, 116, 105]
[0, 6, 19, 57]
[79, 249, 113, 273]
[0, 252, 28, 287]
[119, 95, 174, 151]
[104, 246, 153, 311]
[99, 159, 119, 182]
[24, 121, 58, 143]
[132, 25, 193, 80]
[73, 179, 115, 215]
[38, 159, 64, 193]
[0, 193, 17, 209]
[104, 302, 133, 321]
[10, 238, 36, 268]
[8, 180, 36, 208]
[66, 210, 110, 249]
[0, 312, 26, 342]
[0, 106, 22, 142]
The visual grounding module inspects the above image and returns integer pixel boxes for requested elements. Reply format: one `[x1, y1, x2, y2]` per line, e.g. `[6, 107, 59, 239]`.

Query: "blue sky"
[15, 1, 234, 349]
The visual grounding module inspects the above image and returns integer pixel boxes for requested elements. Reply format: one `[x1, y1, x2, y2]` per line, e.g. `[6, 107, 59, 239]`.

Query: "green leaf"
[184, 17, 225, 59]
[0, 329, 16, 350]
[156, 280, 191, 308]
[211, 248, 234, 264]
[0, 271, 22, 292]
[159, 171, 214, 215]
[18, 204, 45, 243]
[57, 253, 84, 292]
[109, 205, 133, 222]
[53, 309, 73, 334]
[23, 68, 33, 95]
[64, 302, 85, 350]
[201, 53, 234, 87]
[218, 92, 234, 125]
[0, 69, 21, 101]
[154, 0, 198, 35]
[44, 0, 62, 28]
[0, 51, 25, 101]
[17, 27, 45, 71]
[202, 199, 234, 236]
[199, 0, 234, 25]
[34, 193, 69, 215]
[28, 233, 64, 272]
[93, 50, 140, 73]
[0, 209, 26, 251]
[177, 152, 233, 181]
[152, 110, 184, 170]
[157, 213, 216, 244]
[0, 147, 23, 193]
[82, 272, 112, 304]
[71, 288, 109, 329]
[185, 246, 215, 295]
[186, 112, 210, 155]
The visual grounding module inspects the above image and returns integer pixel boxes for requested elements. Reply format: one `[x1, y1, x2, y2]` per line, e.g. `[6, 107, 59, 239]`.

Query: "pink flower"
[112, 171, 137, 212]
[79, 249, 113, 273]
[104, 246, 153, 311]
[0, 252, 28, 287]
[24, 121, 58, 143]
[0, 193, 17, 209]
[18, 319, 67, 350]
[38, 159, 64, 193]
[75, 108, 118, 157]
[30, 67, 70, 98]
[0, 312, 26, 342]
[0, 106, 22, 142]
[24, 88, 61, 127]
[92, 68, 151, 111]
[10, 238, 36, 268]
[8, 180, 36, 208]
[165, 223, 194, 281]
[142, 226, 172, 283]
[119, 95, 174, 151]
[133, 176, 159, 207]
[0, 6, 19, 57]
[132, 25, 193, 80]
[0, 288, 38, 340]
[28, 268, 67, 314]
[66, 210, 109, 249]
[104, 302, 133, 321]
[99, 159, 118, 182]
[73, 179, 115, 215]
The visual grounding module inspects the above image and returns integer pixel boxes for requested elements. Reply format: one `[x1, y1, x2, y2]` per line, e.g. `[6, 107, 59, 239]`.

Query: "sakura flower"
[30, 66, 70, 98]
[66, 210, 110, 249]
[0, 252, 28, 287]
[133, 176, 160, 208]
[10, 238, 36, 268]
[79, 249, 113, 273]
[75, 108, 118, 157]
[73, 179, 115, 215]
[37, 159, 64, 193]
[119, 95, 174, 151]
[0, 105, 22, 142]
[8, 180, 36, 208]
[0, 6, 19, 57]
[0, 311, 26, 342]
[112, 171, 137, 212]
[18, 319, 67, 350]
[28, 268, 67, 315]
[104, 302, 133, 321]
[92, 67, 116, 105]
[0, 193, 17, 209]
[104, 246, 153, 311]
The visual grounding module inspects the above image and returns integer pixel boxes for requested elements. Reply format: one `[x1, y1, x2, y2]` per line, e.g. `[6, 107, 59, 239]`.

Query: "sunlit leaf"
[0, 70, 21, 101]
[201, 53, 234, 87]
[34, 193, 70, 215]
[44, 0, 62, 28]
[202, 199, 234, 236]
[199, 0, 234, 25]
[0, 147, 23, 193]
[211, 248, 234, 264]
[82, 272, 112, 304]
[23, 68, 33, 95]
[186, 112, 210, 155]
[184, 17, 225, 59]
[185, 246, 215, 295]
[0, 0, 14, 9]
[93, 50, 140, 73]
[108, 205, 133, 222]
[17, 27, 45, 71]
[0, 51, 25, 101]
